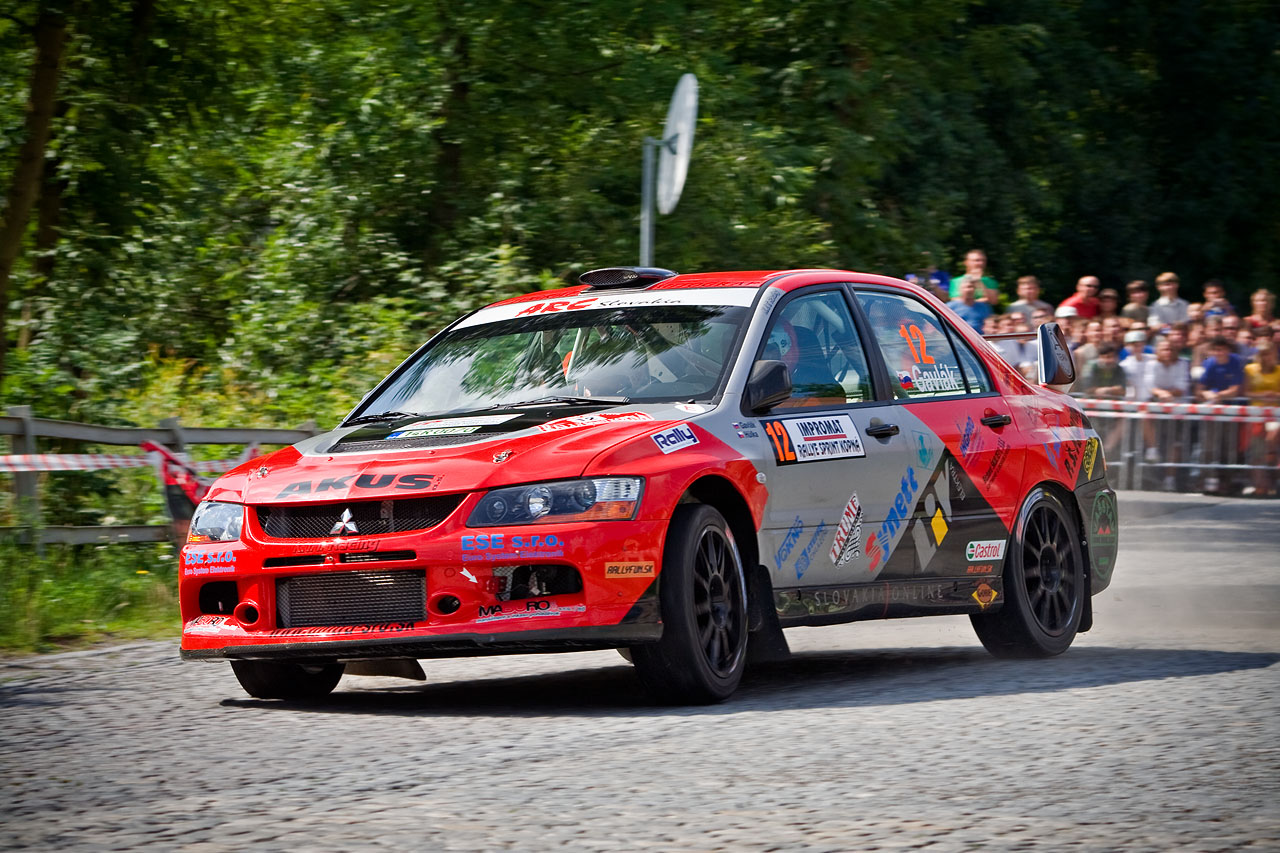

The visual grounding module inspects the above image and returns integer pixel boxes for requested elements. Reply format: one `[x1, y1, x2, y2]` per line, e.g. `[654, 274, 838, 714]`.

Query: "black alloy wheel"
[971, 487, 1084, 658]
[631, 504, 748, 703]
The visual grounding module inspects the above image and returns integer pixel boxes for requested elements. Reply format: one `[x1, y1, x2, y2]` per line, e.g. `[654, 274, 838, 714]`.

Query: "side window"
[953, 335, 994, 393]
[760, 290, 872, 409]
[857, 291, 968, 399]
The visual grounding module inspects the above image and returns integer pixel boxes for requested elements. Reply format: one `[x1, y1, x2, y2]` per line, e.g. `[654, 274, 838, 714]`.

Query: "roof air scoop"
[579, 266, 678, 290]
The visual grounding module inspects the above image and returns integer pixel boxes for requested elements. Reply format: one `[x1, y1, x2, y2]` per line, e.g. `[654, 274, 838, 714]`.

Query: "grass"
[0, 541, 182, 654]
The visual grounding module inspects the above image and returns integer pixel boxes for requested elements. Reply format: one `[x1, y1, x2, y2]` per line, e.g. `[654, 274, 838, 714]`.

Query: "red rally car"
[180, 267, 1118, 703]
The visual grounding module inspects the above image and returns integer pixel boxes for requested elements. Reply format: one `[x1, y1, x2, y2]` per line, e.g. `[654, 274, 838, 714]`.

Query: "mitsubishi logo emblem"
[329, 508, 358, 536]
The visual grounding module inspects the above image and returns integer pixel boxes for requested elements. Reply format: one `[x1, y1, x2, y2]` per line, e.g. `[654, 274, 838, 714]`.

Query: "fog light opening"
[432, 594, 461, 615]
[233, 600, 261, 628]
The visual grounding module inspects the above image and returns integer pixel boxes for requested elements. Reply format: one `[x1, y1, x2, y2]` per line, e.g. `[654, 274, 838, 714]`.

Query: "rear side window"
[857, 291, 968, 399]
[953, 335, 994, 393]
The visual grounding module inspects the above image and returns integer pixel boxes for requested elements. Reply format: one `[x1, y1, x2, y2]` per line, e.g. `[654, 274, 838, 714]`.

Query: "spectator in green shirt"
[950, 248, 1001, 308]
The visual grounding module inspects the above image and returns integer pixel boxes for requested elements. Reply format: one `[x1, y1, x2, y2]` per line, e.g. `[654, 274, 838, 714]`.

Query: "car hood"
[208, 401, 713, 505]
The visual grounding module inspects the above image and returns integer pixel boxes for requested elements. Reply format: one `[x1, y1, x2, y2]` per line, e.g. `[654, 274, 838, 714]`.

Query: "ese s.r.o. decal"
[762, 414, 865, 465]
[651, 423, 699, 454]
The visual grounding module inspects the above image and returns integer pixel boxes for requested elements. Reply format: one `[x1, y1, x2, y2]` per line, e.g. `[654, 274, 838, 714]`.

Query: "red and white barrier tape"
[0, 453, 243, 474]
[1078, 398, 1280, 423]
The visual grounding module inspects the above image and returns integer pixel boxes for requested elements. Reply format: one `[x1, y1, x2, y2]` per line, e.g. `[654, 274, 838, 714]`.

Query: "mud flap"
[746, 563, 791, 663]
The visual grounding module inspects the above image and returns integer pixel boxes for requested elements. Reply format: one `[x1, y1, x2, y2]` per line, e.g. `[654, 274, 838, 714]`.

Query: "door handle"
[981, 413, 1012, 428]
[865, 423, 900, 438]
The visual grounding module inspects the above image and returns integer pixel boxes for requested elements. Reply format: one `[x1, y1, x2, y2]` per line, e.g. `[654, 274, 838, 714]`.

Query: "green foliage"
[0, 1, 1277, 650]
[0, 542, 179, 652]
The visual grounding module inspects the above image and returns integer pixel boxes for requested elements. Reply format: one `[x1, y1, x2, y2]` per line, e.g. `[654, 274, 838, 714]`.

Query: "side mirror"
[1037, 322, 1076, 387]
[746, 360, 793, 414]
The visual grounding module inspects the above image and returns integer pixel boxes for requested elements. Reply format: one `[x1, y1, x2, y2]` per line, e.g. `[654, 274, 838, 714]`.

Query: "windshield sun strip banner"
[454, 289, 760, 329]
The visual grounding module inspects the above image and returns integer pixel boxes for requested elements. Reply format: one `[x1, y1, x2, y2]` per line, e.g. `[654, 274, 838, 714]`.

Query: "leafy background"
[0, 0, 1277, 647]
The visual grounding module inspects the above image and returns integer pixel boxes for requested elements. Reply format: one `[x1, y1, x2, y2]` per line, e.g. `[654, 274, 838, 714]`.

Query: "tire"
[229, 660, 345, 700]
[971, 487, 1084, 658]
[631, 505, 749, 704]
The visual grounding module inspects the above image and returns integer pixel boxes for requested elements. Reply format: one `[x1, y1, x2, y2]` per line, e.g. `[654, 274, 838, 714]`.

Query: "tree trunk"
[0, 10, 69, 383]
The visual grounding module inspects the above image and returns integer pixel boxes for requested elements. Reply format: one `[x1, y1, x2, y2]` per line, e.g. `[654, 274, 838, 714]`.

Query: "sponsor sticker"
[651, 423, 699, 454]
[269, 622, 417, 636]
[762, 414, 866, 465]
[1082, 437, 1100, 481]
[474, 601, 587, 624]
[187, 615, 229, 628]
[1090, 491, 1119, 580]
[460, 533, 565, 563]
[386, 414, 517, 441]
[982, 438, 1010, 485]
[605, 561, 656, 578]
[971, 583, 999, 609]
[537, 411, 654, 433]
[966, 564, 996, 574]
[965, 539, 1007, 562]
[182, 548, 237, 576]
[675, 403, 708, 414]
[456, 288, 759, 328]
[794, 521, 828, 579]
[868, 467, 920, 572]
[775, 516, 803, 566]
[829, 492, 864, 566]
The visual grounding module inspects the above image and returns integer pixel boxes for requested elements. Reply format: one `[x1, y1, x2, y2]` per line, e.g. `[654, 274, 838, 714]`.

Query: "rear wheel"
[971, 487, 1084, 658]
[230, 660, 345, 700]
[631, 505, 748, 704]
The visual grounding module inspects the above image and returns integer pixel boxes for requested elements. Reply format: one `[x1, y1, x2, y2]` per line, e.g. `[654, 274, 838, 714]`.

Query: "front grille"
[332, 434, 491, 453]
[276, 570, 426, 628]
[256, 495, 464, 539]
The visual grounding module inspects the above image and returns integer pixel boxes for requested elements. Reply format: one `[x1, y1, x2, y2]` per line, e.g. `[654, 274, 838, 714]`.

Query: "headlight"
[468, 477, 642, 526]
[188, 501, 245, 543]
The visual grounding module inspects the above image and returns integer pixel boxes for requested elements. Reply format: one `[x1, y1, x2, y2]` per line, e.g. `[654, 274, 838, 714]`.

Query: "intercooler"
[275, 570, 426, 628]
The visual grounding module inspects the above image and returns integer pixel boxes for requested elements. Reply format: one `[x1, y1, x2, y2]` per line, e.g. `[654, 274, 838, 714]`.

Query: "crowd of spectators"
[911, 255, 1280, 495]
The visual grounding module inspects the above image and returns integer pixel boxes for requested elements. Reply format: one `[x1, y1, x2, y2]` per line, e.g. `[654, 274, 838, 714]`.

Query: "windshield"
[355, 304, 750, 419]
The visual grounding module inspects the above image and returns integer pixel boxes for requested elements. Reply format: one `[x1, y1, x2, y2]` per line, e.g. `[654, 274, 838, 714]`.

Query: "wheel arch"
[1029, 479, 1095, 633]
[681, 474, 760, 579]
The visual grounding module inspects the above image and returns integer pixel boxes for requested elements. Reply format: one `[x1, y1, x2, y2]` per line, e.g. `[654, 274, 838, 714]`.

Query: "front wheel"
[230, 660, 345, 700]
[631, 505, 749, 704]
[971, 487, 1084, 658]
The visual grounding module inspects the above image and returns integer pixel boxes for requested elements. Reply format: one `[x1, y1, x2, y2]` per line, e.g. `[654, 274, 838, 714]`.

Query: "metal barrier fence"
[1079, 398, 1279, 496]
[0, 406, 320, 544]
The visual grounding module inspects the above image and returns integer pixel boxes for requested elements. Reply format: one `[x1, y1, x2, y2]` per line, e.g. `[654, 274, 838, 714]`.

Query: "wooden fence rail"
[1, 406, 320, 545]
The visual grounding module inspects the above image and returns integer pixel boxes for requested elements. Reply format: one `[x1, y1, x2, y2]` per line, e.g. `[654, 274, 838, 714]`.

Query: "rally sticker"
[538, 411, 654, 433]
[762, 414, 865, 465]
[651, 423, 699, 454]
[829, 492, 864, 566]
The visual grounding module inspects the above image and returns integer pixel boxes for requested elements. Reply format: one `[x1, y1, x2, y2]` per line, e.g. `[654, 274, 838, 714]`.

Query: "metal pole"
[640, 136, 658, 266]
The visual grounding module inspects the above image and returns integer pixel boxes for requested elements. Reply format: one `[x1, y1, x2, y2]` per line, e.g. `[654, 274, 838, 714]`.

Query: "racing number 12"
[898, 324, 934, 364]
[764, 421, 796, 463]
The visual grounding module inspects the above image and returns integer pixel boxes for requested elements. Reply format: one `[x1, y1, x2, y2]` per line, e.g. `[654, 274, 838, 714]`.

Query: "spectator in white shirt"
[1121, 330, 1154, 401]
[1148, 271, 1190, 329]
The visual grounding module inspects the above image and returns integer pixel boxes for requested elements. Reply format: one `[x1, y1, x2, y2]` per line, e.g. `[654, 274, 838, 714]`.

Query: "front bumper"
[179, 509, 667, 660]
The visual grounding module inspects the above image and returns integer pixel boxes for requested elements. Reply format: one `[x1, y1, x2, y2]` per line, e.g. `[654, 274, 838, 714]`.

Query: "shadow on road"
[218, 645, 1279, 717]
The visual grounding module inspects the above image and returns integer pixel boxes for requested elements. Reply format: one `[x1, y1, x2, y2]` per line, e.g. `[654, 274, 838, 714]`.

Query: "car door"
[753, 286, 918, 588]
[853, 288, 1021, 579]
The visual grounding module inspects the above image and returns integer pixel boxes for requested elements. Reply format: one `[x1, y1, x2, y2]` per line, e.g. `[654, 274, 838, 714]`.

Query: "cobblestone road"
[2, 493, 1277, 851]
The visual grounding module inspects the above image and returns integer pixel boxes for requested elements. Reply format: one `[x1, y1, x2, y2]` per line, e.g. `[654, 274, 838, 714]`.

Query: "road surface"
[2, 492, 1277, 851]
